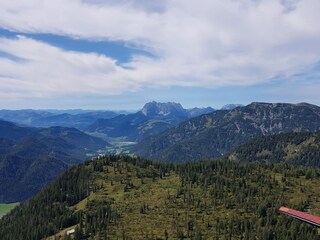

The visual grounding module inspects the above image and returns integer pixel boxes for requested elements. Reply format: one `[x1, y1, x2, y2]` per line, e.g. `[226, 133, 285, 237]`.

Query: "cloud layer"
[0, 0, 319, 100]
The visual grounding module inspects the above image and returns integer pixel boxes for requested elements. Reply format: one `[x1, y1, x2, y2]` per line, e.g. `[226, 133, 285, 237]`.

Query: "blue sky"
[0, 0, 319, 110]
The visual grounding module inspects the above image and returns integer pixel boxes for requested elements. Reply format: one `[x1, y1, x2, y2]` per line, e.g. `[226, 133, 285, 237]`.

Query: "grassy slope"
[46, 159, 320, 240]
[0, 203, 19, 218]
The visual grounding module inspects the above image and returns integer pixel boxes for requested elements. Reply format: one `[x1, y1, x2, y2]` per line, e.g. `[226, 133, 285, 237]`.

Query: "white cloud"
[0, 36, 138, 98]
[0, 0, 319, 100]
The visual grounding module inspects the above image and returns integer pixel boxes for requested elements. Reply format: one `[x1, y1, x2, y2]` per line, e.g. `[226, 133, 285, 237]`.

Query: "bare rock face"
[141, 101, 186, 117]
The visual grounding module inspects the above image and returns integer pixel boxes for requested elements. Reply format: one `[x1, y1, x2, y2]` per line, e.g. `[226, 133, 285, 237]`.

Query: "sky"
[0, 0, 319, 110]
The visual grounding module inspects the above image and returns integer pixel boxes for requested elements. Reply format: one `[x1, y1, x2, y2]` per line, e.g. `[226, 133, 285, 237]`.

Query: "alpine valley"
[0, 101, 320, 240]
[0, 101, 215, 202]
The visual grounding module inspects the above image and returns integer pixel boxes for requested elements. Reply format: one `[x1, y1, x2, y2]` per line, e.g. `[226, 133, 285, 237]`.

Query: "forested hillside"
[1, 155, 320, 239]
[134, 102, 320, 163]
[0, 120, 108, 202]
[228, 132, 320, 167]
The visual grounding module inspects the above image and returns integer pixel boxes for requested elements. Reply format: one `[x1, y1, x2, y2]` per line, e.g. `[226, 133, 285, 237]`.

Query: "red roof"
[279, 206, 320, 227]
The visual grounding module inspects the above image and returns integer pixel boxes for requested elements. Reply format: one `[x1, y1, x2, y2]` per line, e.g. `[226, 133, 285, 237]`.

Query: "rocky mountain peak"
[141, 101, 186, 117]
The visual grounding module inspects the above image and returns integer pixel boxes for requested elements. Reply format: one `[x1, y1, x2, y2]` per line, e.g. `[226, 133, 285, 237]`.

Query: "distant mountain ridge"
[32, 111, 119, 130]
[187, 106, 215, 118]
[221, 104, 244, 110]
[88, 101, 215, 141]
[134, 102, 320, 162]
[0, 109, 119, 130]
[0, 119, 109, 202]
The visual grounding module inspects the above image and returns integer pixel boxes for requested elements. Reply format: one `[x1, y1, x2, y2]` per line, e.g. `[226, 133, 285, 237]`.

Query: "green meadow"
[0, 203, 19, 218]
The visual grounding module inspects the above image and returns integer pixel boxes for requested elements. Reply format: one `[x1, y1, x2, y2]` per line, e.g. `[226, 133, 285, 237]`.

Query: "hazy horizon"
[0, 100, 319, 112]
[0, 0, 319, 109]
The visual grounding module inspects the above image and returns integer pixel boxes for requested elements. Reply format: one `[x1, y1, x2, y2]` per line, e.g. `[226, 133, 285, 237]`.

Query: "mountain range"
[0, 109, 120, 130]
[0, 119, 109, 202]
[134, 102, 320, 162]
[0, 101, 215, 202]
[87, 101, 215, 141]
[1, 101, 320, 203]
[1, 101, 320, 239]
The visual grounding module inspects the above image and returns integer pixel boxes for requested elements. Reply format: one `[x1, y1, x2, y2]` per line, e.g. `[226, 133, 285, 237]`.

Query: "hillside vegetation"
[134, 102, 320, 163]
[0, 203, 19, 218]
[1, 155, 320, 239]
[0, 120, 108, 202]
[228, 132, 320, 167]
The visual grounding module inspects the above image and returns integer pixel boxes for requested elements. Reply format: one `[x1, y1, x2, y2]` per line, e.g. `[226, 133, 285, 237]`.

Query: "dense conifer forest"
[228, 132, 320, 167]
[1, 155, 320, 239]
